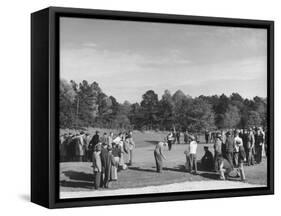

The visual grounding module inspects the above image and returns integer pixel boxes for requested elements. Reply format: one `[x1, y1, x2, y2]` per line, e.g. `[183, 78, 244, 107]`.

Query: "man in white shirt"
[234, 131, 243, 167]
[167, 132, 174, 151]
[113, 133, 122, 145]
[188, 136, 198, 174]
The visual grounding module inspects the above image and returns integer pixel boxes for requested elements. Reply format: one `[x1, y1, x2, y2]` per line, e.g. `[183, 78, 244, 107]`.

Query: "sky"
[60, 17, 267, 103]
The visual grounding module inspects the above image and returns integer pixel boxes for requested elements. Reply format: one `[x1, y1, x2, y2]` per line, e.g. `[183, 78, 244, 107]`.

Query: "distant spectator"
[234, 132, 243, 167]
[176, 131, 181, 144]
[92, 144, 102, 189]
[108, 132, 114, 148]
[60, 134, 68, 162]
[205, 130, 209, 144]
[214, 133, 222, 171]
[184, 130, 189, 144]
[255, 129, 264, 164]
[238, 142, 246, 181]
[225, 131, 235, 167]
[100, 132, 109, 146]
[167, 132, 174, 151]
[89, 131, 100, 152]
[126, 131, 135, 166]
[111, 142, 121, 180]
[83, 133, 91, 162]
[100, 144, 116, 188]
[74, 132, 85, 162]
[188, 136, 198, 174]
[246, 129, 255, 166]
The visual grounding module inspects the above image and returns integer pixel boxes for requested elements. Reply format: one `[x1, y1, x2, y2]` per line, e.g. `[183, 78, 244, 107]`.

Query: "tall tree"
[129, 102, 143, 129]
[60, 79, 76, 128]
[178, 98, 215, 132]
[214, 94, 230, 128]
[223, 105, 241, 128]
[75, 80, 99, 127]
[140, 90, 159, 130]
[158, 90, 175, 130]
[247, 110, 262, 127]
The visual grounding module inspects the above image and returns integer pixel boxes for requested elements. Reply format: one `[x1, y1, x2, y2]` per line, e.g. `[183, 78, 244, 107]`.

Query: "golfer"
[154, 141, 167, 173]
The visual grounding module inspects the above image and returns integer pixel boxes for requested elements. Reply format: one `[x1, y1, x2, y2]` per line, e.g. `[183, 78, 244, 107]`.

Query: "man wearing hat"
[201, 146, 214, 171]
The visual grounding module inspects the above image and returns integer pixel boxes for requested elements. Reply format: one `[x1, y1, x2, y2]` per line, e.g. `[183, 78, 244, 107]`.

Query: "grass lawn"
[60, 130, 267, 192]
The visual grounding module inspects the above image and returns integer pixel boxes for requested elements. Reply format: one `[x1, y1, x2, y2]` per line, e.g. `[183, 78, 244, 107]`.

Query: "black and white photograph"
[59, 16, 269, 199]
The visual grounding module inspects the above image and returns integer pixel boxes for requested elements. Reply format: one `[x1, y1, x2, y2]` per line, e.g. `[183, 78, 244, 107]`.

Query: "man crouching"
[218, 147, 246, 182]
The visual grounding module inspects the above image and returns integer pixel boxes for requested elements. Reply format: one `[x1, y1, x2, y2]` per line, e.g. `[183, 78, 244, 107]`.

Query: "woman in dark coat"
[154, 142, 166, 173]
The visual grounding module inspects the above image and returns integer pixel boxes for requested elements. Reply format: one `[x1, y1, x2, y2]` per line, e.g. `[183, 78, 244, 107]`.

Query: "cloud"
[60, 18, 267, 103]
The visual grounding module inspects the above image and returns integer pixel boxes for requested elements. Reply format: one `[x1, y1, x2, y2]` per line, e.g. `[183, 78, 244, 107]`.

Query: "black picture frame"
[31, 6, 274, 209]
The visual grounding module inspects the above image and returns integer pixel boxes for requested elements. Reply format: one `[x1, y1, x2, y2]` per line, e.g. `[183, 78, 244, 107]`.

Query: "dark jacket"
[100, 148, 116, 172]
[255, 134, 264, 146]
[201, 150, 214, 164]
[112, 147, 121, 157]
[90, 134, 100, 149]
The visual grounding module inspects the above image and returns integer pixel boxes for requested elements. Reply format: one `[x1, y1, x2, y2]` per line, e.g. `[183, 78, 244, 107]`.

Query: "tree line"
[60, 79, 267, 132]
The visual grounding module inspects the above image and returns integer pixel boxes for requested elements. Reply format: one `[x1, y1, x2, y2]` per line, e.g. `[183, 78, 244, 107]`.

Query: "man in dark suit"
[89, 131, 100, 152]
[100, 144, 116, 188]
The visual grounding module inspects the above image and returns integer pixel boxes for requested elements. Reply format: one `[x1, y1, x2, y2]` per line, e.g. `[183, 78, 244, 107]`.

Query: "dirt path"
[60, 180, 266, 199]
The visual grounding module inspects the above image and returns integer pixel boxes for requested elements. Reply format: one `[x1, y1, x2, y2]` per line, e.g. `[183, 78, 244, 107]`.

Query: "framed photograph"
[31, 7, 274, 208]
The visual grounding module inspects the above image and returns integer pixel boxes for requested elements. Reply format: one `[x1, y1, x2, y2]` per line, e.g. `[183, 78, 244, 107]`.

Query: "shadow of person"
[196, 161, 213, 172]
[60, 180, 94, 189]
[63, 171, 93, 182]
[144, 140, 159, 145]
[200, 172, 219, 180]
[163, 165, 187, 173]
[128, 166, 156, 173]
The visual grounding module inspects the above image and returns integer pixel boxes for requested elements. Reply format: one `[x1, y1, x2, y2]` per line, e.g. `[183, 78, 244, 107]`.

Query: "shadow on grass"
[129, 162, 212, 174]
[128, 166, 157, 173]
[144, 140, 160, 145]
[63, 170, 93, 182]
[60, 180, 94, 189]
[163, 165, 186, 172]
[199, 172, 219, 180]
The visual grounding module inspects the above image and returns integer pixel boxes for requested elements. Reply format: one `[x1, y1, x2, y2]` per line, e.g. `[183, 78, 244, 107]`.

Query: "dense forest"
[60, 79, 267, 132]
